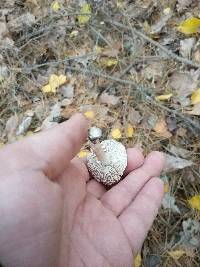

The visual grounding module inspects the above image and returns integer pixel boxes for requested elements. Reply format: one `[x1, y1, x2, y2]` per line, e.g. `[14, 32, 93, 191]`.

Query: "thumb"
[0, 114, 89, 179]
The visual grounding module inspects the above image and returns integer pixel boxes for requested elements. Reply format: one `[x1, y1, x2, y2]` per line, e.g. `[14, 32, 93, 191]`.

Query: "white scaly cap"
[86, 139, 127, 186]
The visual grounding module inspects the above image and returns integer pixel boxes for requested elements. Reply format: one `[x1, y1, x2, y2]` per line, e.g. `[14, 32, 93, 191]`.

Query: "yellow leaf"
[42, 74, 67, 94]
[155, 94, 173, 101]
[163, 7, 171, 15]
[164, 183, 170, 193]
[42, 84, 52, 93]
[126, 124, 134, 138]
[94, 45, 103, 54]
[51, 1, 61, 11]
[78, 3, 92, 25]
[78, 150, 90, 158]
[84, 111, 95, 120]
[134, 254, 142, 267]
[116, 1, 124, 9]
[168, 250, 186, 260]
[70, 30, 79, 38]
[191, 88, 200, 105]
[188, 195, 200, 211]
[111, 128, 122, 139]
[178, 17, 200, 34]
[100, 58, 118, 67]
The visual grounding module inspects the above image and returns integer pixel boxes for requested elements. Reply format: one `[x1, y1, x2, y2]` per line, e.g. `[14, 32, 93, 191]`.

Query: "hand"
[0, 114, 165, 267]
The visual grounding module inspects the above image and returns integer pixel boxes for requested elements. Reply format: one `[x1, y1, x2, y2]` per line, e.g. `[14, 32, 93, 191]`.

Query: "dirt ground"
[0, 0, 200, 266]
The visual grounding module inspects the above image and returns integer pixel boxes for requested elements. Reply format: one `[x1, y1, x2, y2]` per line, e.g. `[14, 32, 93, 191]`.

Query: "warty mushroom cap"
[86, 139, 127, 186]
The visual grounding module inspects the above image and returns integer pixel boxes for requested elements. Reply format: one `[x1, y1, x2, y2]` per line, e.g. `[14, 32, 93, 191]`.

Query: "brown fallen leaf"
[141, 62, 165, 81]
[4, 114, 19, 142]
[163, 153, 194, 173]
[153, 118, 172, 138]
[99, 92, 120, 106]
[150, 7, 172, 34]
[169, 71, 198, 106]
[180, 38, 196, 59]
[176, 0, 193, 12]
[128, 107, 142, 126]
[167, 145, 191, 159]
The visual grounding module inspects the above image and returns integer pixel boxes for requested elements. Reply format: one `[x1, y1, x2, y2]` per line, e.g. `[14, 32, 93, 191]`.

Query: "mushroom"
[86, 139, 127, 186]
[89, 126, 102, 140]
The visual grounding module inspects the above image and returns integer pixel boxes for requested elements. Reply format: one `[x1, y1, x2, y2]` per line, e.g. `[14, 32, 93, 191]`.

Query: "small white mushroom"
[89, 126, 102, 140]
[86, 139, 127, 186]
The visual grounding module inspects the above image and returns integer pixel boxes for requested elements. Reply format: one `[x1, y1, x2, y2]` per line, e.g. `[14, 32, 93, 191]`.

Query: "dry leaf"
[191, 88, 200, 105]
[78, 3, 92, 25]
[111, 128, 122, 139]
[128, 108, 142, 126]
[100, 57, 118, 67]
[187, 102, 200, 115]
[168, 250, 186, 260]
[176, 0, 193, 12]
[4, 115, 19, 142]
[16, 116, 32, 136]
[153, 118, 172, 138]
[179, 219, 200, 247]
[78, 150, 90, 158]
[162, 193, 180, 213]
[151, 7, 172, 34]
[8, 13, 36, 31]
[168, 145, 191, 159]
[155, 94, 173, 101]
[99, 92, 120, 105]
[84, 111, 95, 120]
[178, 17, 200, 35]
[169, 72, 198, 106]
[180, 38, 195, 58]
[126, 124, 134, 138]
[60, 84, 74, 98]
[164, 183, 170, 193]
[70, 30, 79, 38]
[134, 254, 142, 267]
[41, 103, 61, 130]
[163, 154, 194, 173]
[42, 74, 67, 93]
[141, 62, 164, 81]
[188, 195, 200, 211]
[51, 1, 61, 11]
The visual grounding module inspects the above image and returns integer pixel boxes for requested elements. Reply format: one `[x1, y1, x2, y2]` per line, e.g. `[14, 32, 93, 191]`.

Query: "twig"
[90, 26, 113, 47]
[108, 21, 200, 69]
[13, 53, 96, 72]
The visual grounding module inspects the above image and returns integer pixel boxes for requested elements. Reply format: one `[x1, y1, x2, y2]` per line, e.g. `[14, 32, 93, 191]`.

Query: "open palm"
[0, 114, 164, 267]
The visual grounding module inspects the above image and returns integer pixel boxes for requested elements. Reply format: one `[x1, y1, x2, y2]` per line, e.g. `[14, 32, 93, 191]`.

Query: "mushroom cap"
[86, 139, 127, 186]
[89, 126, 102, 140]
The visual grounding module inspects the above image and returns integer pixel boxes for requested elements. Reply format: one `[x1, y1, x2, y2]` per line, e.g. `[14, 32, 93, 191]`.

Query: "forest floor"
[0, 0, 200, 266]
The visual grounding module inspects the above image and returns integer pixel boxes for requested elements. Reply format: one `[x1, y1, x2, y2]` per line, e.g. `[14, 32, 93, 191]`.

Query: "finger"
[86, 179, 106, 199]
[119, 177, 164, 254]
[124, 148, 144, 176]
[101, 152, 165, 216]
[0, 114, 89, 179]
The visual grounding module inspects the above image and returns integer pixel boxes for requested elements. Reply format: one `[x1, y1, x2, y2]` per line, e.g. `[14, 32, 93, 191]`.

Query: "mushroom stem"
[90, 141, 106, 163]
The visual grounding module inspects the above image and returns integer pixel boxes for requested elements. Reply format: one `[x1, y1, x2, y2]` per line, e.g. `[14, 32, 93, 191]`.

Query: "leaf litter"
[1, 0, 200, 265]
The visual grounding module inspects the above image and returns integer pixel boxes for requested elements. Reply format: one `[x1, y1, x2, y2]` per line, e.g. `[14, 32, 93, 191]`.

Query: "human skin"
[0, 114, 165, 267]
